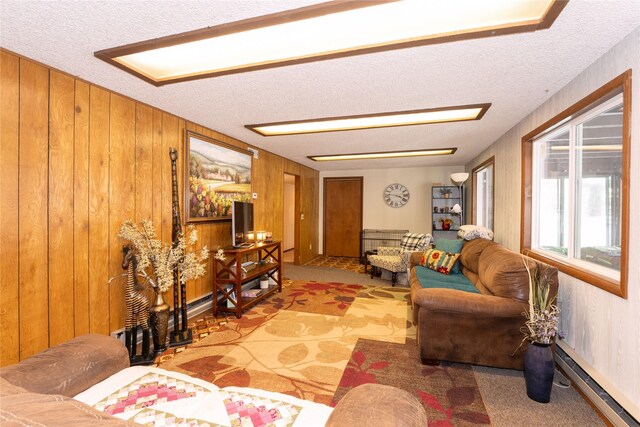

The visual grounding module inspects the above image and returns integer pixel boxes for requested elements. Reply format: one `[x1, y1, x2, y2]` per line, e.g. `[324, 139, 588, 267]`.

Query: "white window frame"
[531, 94, 622, 281]
[472, 157, 494, 229]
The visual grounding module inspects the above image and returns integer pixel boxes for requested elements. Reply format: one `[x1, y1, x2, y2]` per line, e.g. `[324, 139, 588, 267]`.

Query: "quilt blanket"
[74, 367, 332, 427]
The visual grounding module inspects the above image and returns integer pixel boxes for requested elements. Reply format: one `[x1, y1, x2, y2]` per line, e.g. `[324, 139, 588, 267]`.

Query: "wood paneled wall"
[0, 50, 319, 366]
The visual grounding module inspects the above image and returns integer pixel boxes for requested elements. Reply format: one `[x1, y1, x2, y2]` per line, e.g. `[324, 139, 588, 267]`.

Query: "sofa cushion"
[459, 239, 498, 273]
[0, 376, 28, 396]
[0, 334, 129, 397]
[0, 392, 136, 426]
[478, 246, 534, 302]
[420, 248, 460, 275]
[435, 239, 464, 273]
[415, 266, 480, 294]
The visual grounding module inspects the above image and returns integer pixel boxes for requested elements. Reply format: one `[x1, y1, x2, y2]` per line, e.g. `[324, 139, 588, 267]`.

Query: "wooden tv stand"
[212, 241, 281, 318]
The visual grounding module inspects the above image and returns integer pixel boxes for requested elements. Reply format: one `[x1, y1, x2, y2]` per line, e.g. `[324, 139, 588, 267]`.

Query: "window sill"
[523, 248, 626, 299]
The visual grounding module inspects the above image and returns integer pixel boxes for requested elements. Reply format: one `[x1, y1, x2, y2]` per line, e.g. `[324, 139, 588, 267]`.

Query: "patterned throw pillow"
[400, 233, 427, 251]
[457, 225, 494, 241]
[419, 248, 461, 275]
[435, 239, 464, 274]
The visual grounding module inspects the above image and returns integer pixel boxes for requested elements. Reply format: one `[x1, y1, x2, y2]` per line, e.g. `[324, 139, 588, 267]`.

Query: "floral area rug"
[303, 256, 365, 274]
[156, 281, 490, 425]
[333, 338, 490, 426]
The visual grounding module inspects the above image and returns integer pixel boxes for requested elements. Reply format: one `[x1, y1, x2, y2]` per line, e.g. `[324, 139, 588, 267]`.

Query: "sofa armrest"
[412, 288, 526, 318]
[409, 252, 423, 269]
[0, 334, 129, 397]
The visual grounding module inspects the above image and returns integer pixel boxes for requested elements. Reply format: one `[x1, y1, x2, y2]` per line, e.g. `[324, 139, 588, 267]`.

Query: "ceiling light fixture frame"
[246, 103, 491, 136]
[94, 0, 567, 86]
[308, 147, 457, 162]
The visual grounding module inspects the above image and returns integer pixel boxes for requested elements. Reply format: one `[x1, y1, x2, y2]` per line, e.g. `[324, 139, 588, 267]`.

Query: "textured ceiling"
[1, 1, 639, 171]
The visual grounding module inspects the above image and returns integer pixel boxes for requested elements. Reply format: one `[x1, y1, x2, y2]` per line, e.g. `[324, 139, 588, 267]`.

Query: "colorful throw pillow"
[419, 248, 461, 275]
[435, 239, 464, 273]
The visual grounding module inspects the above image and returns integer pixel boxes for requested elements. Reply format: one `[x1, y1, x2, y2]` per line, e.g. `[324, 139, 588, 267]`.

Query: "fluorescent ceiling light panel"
[95, 0, 565, 85]
[247, 104, 491, 136]
[309, 148, 457, 162]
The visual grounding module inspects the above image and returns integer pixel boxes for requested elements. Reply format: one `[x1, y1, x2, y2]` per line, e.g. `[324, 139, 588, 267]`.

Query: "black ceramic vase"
[524, 342, 554, 403]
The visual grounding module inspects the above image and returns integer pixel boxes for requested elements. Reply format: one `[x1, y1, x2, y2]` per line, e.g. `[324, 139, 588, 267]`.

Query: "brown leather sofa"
[0, 334, 427, 426]
[410, 239, 558, 370]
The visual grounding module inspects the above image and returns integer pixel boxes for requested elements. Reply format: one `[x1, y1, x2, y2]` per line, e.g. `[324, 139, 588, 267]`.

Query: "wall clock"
[383, 183, 410, 208]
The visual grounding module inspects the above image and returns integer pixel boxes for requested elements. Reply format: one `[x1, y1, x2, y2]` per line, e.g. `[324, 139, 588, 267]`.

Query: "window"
[472, 157, 494, 229]
[522, 70, 630, 298]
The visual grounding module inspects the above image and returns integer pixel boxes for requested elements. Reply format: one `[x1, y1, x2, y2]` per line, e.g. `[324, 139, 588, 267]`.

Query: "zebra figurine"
[122, 245, 152, 362]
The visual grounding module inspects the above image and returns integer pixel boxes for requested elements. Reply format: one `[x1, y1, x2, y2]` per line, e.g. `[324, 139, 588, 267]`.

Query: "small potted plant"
[519, 258, 559, 403]
[439, 218, 453, 230]
[439, 187, 452, 199]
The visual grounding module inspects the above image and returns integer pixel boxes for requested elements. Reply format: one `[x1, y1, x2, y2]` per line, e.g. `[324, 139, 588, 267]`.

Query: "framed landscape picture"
[185, 131, 252, 222]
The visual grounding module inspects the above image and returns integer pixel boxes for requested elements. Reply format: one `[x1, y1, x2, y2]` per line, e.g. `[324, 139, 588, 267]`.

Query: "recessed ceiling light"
[95, 0, 566, 86]
[246, 104, 490, 136]
[308, 148, 457, 162]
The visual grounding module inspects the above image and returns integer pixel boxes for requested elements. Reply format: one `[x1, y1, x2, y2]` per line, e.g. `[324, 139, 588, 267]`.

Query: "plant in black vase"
[519, 257, 559, 403]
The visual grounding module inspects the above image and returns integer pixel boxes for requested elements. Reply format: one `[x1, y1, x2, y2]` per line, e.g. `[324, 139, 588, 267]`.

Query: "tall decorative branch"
[118, 220, 209, 294]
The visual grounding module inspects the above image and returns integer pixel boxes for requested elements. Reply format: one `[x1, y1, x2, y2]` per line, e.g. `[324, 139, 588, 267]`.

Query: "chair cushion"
[415, 266, 480, 293]
[369, 255, 405, 272]
[419, 248, 460, 275]
[400, 233, 427, 251]
[435, 239, 464, 273]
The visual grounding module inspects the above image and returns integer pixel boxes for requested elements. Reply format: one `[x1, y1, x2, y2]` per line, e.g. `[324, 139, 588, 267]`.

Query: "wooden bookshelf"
[212, 241, 281, 318]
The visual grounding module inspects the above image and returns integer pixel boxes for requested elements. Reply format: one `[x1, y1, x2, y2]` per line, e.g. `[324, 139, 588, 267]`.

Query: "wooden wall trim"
[520, 69, 631, 299]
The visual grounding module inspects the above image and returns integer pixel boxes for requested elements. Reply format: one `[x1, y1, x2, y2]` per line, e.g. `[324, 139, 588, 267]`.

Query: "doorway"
[323, 177, 363, 257]
[283, 173, 300, 264]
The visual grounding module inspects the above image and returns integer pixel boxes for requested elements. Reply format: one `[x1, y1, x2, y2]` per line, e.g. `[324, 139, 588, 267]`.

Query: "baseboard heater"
[111, 292, 214, 342]
[555, 347, 639, 426]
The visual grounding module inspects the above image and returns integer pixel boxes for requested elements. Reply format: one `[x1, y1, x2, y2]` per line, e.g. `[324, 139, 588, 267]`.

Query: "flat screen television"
[232, 201, 254, 248]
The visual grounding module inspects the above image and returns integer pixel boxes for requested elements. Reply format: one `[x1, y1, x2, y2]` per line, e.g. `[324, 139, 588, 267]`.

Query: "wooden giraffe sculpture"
[169, 147, 192, 346]
[122, 245, 151, 362]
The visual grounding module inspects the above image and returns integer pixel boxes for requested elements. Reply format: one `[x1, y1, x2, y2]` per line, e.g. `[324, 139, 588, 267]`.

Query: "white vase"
[260, 279, 269, 289]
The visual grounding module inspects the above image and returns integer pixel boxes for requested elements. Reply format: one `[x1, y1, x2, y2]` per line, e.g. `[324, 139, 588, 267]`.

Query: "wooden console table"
[212, 241, 282, 318]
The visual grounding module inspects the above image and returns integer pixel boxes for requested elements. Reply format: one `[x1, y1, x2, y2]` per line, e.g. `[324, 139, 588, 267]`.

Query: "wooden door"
[324, 177, 363, 257]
